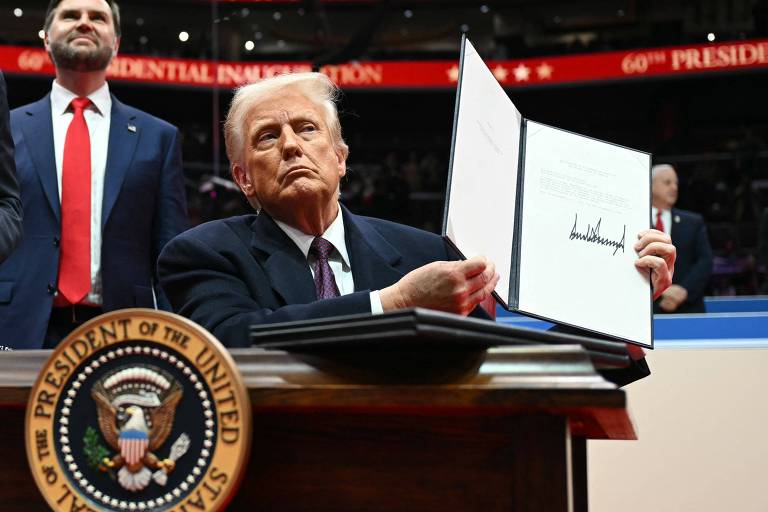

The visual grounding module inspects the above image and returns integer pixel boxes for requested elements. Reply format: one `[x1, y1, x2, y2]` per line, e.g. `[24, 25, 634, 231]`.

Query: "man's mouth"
[69, 35, 97, 45]
[282, 166, 314, 180]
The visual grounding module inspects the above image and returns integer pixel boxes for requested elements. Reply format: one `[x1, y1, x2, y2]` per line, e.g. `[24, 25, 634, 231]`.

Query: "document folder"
[444, 36, 653, 347]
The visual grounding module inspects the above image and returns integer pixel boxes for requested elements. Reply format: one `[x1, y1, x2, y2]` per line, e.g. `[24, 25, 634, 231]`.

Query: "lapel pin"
[127, 124, 137, 133]
[674, 215, 680, 223]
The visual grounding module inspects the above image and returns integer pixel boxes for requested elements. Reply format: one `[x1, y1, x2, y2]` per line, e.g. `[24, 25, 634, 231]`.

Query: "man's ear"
[232, 164, 253, 196]
[113, 36, 121, 57]
[335, 147, 347, 178]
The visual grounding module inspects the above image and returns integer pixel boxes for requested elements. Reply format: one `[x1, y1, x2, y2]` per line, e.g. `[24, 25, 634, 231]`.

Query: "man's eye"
[300, 124, 316, 133]
[257, 132, 277, 144]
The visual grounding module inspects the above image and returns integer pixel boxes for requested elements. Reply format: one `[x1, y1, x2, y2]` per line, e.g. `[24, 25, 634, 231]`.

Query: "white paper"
[518, 121, 652, 345]
[444, 39, 521, 304]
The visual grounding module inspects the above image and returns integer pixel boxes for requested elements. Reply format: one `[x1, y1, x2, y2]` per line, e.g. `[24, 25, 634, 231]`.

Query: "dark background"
[2, 0, 767, 294]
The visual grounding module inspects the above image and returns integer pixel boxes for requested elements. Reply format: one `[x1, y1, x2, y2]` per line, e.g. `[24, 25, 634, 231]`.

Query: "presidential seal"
[25, 309, 251, 512]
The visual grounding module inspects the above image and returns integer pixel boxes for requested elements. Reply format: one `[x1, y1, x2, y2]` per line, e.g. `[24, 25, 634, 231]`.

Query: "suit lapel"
[342, 205, 405, 292]
[670, 208, 686, 242]
[102, 97, 139, 230]
[249, 212, 317, 304]
[20, 97, 59, 221]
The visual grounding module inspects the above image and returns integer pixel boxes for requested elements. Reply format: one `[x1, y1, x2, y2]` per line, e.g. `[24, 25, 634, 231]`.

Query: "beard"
[49, 37, 114, 72]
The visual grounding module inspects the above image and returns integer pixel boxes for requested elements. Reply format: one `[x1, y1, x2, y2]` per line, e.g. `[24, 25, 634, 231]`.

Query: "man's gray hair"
[224, 72, 349, 169]
[651, 163, 676, 180]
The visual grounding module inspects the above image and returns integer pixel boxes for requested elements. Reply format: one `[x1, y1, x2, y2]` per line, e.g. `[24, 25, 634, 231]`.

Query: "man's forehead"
[249, 107, 322, 123]
[56, 0, 112, 14]
[661, 170, 678, 180]
[654, 168, 677, 181]
[245, 91, 325, 128]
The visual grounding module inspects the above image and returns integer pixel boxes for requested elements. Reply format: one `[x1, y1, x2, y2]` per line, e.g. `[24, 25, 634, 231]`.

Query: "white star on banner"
[512, 63, 530, 82]
[447, 65, 460, 82]
[536, 62, 553, 79]
[492, 65, 509, 82]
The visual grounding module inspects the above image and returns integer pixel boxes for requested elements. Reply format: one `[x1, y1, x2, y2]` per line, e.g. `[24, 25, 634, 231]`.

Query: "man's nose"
[280, 127, 303, 159]
[76, 13, 94, 30]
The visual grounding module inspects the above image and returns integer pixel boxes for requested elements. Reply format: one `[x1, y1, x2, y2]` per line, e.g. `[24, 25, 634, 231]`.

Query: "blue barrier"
[704, 296, 768, 313]
[496, 300, 768, 349]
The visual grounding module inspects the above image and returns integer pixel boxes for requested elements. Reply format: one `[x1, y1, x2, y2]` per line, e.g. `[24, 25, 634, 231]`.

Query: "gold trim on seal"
[25, 308, 252, 512]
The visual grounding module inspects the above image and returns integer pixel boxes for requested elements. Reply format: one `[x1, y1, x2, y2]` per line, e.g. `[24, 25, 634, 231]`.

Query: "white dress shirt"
[50, 80, 112, 305]
[652, 207, 672, 235]
[274, 208, 384, 313]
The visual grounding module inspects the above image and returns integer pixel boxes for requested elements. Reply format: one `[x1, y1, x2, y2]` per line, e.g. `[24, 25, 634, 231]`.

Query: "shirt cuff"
[369, 290, 384, 315]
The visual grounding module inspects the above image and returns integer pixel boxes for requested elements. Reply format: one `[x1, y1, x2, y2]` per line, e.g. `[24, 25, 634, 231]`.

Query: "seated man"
[158, 73, 674, 354]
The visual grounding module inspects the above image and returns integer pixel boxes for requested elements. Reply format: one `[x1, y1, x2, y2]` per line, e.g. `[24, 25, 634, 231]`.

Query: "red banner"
[2, 39, 767, 89]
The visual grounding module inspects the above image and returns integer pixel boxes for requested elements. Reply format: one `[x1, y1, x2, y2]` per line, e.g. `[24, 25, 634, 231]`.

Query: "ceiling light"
[707, 32, 716, 42]
[178, 31, 189, 42]
[404, 9, 413, 19]
[244, 40, 255, 51]
[38, 29, 45, 39]
[13, 8, 22, 17]
[480, 5, 490, 14]
[273, 12, 282, 21]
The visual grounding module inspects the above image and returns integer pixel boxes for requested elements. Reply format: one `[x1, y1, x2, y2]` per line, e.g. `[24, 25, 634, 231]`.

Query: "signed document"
[444, 37, 653, 347]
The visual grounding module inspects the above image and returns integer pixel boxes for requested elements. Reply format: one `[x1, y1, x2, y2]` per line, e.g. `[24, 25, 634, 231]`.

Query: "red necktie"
[654, 210, 664, 233]
[57, 97, 92, 305]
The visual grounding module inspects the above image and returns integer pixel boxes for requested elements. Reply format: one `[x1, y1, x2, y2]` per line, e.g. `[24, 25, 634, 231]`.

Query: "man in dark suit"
[0, 72, 22, 264]
[759, 207, 768, 293]
[159, 72, 675, 349]
[1, 0, 187, 348]
[652, 164, 712, 313]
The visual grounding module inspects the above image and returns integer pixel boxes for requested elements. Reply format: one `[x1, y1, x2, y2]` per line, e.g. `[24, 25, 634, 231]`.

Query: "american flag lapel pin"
[127, 123, 137, 133]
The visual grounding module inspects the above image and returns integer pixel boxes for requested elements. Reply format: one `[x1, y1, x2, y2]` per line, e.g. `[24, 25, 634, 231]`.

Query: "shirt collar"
[273, 206, 351, 267]
[51, 80, 111, 117]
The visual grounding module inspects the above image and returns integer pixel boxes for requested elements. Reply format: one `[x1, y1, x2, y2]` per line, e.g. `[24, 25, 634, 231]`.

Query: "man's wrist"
[379, 285, 403, 312]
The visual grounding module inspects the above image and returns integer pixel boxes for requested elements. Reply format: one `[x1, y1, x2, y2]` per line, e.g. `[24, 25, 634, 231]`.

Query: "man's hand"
[380, 256, 500, 316]
[634, 228, 676, 300]
[658, 284, 688, 312]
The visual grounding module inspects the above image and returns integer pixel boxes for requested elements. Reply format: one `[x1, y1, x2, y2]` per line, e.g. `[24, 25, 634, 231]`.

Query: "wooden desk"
[0, 345, 633, 512]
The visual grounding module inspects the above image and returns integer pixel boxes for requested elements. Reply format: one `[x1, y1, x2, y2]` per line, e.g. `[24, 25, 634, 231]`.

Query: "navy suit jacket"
[1, 93, 187, 348]
[654, 208, 713, 313]
[0, 73, 22, 263]
[158, 205, 489, 348]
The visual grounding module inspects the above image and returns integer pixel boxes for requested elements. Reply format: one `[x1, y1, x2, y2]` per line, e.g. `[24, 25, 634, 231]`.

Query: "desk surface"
[0, 345, 634, 440]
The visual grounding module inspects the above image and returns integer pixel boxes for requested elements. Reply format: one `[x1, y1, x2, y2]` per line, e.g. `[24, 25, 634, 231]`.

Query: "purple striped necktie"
[310, 237, 340, 299]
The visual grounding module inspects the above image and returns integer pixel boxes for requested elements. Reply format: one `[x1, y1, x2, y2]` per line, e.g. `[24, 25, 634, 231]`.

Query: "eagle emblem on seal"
[90, 365, 186, 492]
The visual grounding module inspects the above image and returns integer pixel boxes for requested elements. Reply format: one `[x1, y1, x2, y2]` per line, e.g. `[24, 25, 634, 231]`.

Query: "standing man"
[1, 0, 187, 348]
[652, 164, 713, 313]
[158, 72, 675, 351]
[0, 72, 23, 264]
[759, 207, 768, 293]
